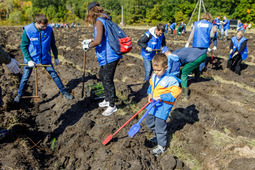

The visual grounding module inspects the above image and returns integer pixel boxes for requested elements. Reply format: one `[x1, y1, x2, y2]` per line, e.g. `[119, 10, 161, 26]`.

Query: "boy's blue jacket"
[229, 36, 248, 60]
[193, 20, 212, 48]
[166, 54, 180, 77]
[94, 17, 122, 66]
[24, 23, 52, 64]
[147, 73, 181, 120]
[141, 27, 164, 61]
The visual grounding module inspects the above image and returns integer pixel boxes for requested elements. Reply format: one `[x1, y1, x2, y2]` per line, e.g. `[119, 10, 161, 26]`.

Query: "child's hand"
[148, 94, 152, 103]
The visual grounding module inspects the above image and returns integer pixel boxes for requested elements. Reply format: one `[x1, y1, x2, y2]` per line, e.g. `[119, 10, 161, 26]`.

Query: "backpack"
[102, 17, 132, 55]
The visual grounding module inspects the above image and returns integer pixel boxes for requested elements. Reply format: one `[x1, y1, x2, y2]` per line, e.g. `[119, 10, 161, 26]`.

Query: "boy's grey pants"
[145, 113, 167, 147]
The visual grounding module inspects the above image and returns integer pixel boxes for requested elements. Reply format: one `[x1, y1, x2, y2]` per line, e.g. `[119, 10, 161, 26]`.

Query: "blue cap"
[161, 46, 170, 53]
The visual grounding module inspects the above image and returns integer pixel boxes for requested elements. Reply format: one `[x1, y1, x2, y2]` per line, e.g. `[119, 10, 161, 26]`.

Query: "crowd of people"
[0, 1, 250, 157]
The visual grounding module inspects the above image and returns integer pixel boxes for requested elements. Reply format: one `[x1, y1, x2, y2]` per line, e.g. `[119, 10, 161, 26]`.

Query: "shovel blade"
[128, 124, 140, 138]
[102, 134, 113, 145]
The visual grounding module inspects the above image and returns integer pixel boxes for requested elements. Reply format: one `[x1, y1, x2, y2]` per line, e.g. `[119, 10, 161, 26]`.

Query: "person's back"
[167, 54, 180, 77]
[193, 20, 212, 48]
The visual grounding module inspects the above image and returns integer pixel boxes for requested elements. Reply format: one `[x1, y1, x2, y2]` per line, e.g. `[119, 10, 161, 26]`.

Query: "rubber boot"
[182, 87, 189, 99]
[219, 34, 223, 40]
[224, 36, 228, 42]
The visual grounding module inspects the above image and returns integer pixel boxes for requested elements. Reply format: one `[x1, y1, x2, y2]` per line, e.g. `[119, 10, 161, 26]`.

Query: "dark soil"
[0, 26, 255, 170]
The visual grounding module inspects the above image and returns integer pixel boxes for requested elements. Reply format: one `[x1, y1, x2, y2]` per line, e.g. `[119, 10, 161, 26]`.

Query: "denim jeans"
[143, 58, 152, 81]
[18, 64, 66, 96]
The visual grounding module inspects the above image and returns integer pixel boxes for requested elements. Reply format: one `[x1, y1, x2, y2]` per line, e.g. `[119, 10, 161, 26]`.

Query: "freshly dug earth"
[0, 26, 255, 170]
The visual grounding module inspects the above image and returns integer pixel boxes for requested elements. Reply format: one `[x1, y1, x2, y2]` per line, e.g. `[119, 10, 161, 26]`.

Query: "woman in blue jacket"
[227, 30, 248, 75]
[85, 2, 122, 116]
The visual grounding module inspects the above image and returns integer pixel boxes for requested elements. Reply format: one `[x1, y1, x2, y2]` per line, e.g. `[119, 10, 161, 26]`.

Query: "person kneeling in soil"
[14, 14, 73, 103]
[84, 2, 122, 116]
[138, 24, 166, 82]
[227, 30, 248, 75]
[161, 46, 181, 77]
[172, 47, 207, 99]
[145, 53, 181, 156]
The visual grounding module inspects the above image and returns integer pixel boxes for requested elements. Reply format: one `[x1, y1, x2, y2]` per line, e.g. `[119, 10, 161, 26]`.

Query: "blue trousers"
[145, 113, 167, 147]
[143, 58, 152, 81]
[18, 64, 66, 96]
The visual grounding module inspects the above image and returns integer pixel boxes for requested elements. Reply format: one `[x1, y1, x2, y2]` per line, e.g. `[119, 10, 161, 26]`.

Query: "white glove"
[81, 39, 92, 51]
[146, 47, 152, 52]
[207, 48, 211, 52]
[213, 46, 217, 51]
[54, 59, 59, 66]
[82, 43, 90, 51]
[232, 52, 238, 58]
[81, 39, 92, 45]
[28, 60, 35, 67]
[185, 43, 189, 48]
[6, 58, 21, 74]
[229, 50, 233, 55]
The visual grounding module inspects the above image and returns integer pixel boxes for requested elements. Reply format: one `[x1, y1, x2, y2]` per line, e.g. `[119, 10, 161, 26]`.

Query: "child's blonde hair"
[152, 53, 168, 67]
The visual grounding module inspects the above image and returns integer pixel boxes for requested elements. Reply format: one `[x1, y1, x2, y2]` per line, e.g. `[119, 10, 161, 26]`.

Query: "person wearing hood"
[138, 24, 166, 82]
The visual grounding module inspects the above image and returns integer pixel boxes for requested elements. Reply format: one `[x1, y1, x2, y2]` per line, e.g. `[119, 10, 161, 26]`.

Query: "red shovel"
[102, 101, 151, 145]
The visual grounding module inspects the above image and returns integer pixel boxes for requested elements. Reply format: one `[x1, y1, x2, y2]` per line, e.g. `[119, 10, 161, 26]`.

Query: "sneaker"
[63, 92, 74, 100]
[14, 95, 21, 103]
[152, 145, 165, 156]
[98, 99, 110, 107]
[102, 105, 117, 116]
[150, 136, 157, 143]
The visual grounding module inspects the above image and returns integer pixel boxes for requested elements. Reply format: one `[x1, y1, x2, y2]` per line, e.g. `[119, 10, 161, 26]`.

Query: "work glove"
[185, 43, 189, 48]
[207, 48, 211, 52]
[213, 46, 217, 51]
[145, 47, 152, 52]
[81, 39, 92, 51]
[28, 60, 35, 67]
[54, 59, 59, 66]
[229, 50, 233, 55]
[6, 58, 21, 74]
[232, 52, 238, 58]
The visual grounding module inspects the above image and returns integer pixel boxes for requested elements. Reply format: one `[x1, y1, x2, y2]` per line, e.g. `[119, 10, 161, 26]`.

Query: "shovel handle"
[112, 101, 150, 136]
[137, 100, 160, 124]
[19, 64, 51, 67]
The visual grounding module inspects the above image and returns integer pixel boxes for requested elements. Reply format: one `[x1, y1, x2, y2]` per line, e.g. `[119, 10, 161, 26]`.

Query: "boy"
[161, 46, 180, 77]
[138, 24, 166, 81]
[145, 53, 182, 156]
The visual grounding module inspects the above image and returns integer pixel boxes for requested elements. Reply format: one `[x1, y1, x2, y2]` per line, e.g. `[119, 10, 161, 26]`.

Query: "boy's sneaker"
[14, 95, 22, 103]
[63, 92, 74, 100]
[152, 145, 165, 156]
[98, 99, 110, 107]
[102, 105, 117, 116]
[150, 136, 157, 143]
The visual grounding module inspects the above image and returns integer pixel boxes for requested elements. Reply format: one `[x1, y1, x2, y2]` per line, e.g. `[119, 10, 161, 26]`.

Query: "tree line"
[0, 0, 254, 25]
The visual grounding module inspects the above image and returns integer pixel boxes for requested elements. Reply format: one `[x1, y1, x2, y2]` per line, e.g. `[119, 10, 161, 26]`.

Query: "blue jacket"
[24, 23, 52, 64]
[213, 18, 220, 29]
[229, 36, 248, 60]
[95, 17, 122, 66]
[238, 23, 245, 32]
[141, 28, 164, 61]
[164, 24, 168, 33]
[147, 73, 181, 120]
[173, 47, 206, 65]
[170, 23, 176, 30]
[193, 20, 212, 48]
[167, 54, 180, 77]
[223, 18, 230, 30]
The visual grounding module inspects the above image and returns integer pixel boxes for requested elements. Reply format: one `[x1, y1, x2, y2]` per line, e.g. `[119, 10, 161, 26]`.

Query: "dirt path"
[0, 26, 255, 169]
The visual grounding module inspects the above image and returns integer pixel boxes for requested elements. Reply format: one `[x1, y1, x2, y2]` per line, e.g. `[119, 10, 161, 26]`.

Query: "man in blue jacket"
[169, 23, 176, 34]
[138, 24, 166, 82]
[14, 14, 73, 103]
[221, 16, 230, 41]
